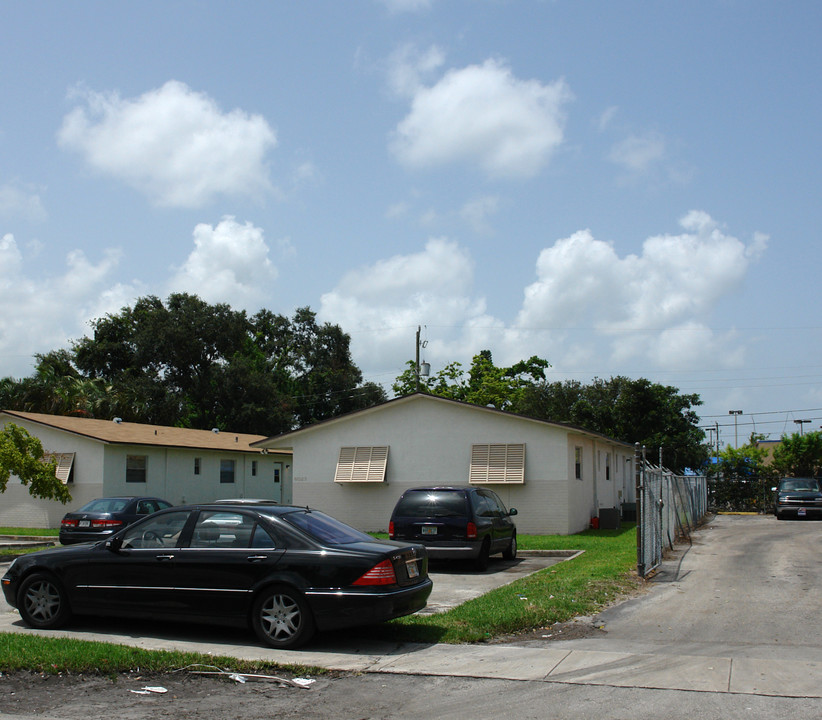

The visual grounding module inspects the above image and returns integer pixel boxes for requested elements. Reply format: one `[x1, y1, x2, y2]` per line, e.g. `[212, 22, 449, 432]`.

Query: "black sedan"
[3, 503, 432, 649]
[773, 477, 822, 519]
[59, 496, 172, 545]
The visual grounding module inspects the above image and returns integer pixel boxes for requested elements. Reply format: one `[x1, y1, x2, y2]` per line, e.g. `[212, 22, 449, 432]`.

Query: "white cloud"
[319, 237, 498, 369]
[0, 182, 46, 222]
[608, 131, 666, 175]
[58, 81, 277, 208]
[515, 211, 767, 369]
[317, 213, 767, 391]
[390, 55, 571, 179]
[0, 233, 142, 378]
[168, 216, 278, 309]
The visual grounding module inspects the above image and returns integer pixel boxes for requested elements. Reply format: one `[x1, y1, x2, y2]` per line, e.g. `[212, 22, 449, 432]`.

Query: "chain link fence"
[636, 453, 708, 577]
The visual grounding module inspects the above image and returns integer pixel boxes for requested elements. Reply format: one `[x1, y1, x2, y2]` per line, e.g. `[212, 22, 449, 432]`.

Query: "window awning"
[334, 446, 389, 483]
[469, 443, 525, 484]
[42, 452, 75, 484]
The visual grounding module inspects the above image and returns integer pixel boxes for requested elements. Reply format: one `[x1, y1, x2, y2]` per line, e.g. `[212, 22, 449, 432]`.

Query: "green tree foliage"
[1, 294, 385, 435]
[771, 431, 822, 478]
[0, 423, 71, 502]
[394, 355, 706, 474]
[519, 376, 707, 474]
[392, 350, 550, 410]
[706, 439, 775, 512]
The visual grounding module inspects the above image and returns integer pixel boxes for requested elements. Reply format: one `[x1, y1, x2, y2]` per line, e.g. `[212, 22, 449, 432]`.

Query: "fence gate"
[637, 462, 664, 576]
[634, 443, 708, 578]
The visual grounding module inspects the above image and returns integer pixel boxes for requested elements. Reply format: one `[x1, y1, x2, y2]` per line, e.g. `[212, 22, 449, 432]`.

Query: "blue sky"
[2, 1, 820, 446]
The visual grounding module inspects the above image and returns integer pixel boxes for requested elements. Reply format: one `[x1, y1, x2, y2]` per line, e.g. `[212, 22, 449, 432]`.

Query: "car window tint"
[489, 491, 508, 515]
[251, 525, 277, 548]
[120, 511, 190, 549]
[282, 510, 373, 545]
[475, 492, 497, 518]
[191, 511, 253, 548]
[80, 498, 130, 514]
[395, 491, 467, 517]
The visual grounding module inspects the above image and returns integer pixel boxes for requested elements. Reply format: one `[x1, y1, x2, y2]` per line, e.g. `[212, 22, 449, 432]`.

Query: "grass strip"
[0, 632, 323, 677]
[0, 528, 59, 536]
[363, 523, 641, 644]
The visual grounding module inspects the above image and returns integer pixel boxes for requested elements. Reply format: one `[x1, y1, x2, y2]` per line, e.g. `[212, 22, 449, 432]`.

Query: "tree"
[392, 350, 550, 410]
[518, 376, 707, 474]
[2, 294, 386, 435]
[771, 431, 822, 478]
[395, 356, 706, 474]
[0, 423, 71, 503]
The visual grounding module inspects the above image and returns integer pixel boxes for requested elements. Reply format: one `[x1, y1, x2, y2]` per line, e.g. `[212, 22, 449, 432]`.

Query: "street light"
[728, 410, 742, 447]
[794, 419, 811, 436]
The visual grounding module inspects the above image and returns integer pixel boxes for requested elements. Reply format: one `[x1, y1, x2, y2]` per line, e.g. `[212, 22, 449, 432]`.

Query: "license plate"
[421, 526, 437, 535]
[78, 520, 90, 528]
[406, 559, 420, 578]
[798, 507, 807, 516]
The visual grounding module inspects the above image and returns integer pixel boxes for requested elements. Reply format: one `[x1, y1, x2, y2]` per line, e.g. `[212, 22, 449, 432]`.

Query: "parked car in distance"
[4, 503, 432, 649]
[772, 478, 822, 520]
[389, 486, 517, 570]
[59, 496, 172, 545]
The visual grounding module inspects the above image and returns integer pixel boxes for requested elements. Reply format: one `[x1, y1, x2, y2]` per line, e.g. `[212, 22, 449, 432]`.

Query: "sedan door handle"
[247, 555, 268, 562]
[156, 554, 175, 561]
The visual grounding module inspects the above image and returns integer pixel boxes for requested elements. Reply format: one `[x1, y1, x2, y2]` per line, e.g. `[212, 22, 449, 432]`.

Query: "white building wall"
[285, 398, 601, 535]
[0, 412, 291, 528]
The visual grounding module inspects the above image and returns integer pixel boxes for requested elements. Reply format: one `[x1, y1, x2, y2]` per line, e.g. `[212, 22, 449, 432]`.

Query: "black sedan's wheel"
[17, 573, 72, 629]
[502, 533, 517, 560]
[252, 585, 315, 649]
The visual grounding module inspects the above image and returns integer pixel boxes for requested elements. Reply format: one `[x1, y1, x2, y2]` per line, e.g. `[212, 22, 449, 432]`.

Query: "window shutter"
[470, 444, 525, 484]
[335, 446, 389, 482]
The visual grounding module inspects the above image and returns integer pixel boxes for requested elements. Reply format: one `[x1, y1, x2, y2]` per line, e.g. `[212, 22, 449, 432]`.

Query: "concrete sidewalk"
[0, 613, 816, 698]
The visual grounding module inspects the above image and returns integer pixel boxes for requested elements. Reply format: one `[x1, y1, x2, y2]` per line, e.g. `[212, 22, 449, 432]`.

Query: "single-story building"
[252, 393, 636, 535]
[0, 410, 292, 528]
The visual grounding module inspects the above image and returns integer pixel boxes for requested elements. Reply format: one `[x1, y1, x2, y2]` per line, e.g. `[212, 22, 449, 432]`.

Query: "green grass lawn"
[0, 527, 59, 536]
[0, 524, 641, 673]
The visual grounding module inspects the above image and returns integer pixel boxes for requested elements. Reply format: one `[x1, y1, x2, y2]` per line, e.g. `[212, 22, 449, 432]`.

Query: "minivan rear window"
[394, 490, 468, 517]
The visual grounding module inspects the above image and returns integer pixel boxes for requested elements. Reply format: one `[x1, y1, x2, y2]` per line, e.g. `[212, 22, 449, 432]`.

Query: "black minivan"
[389, 486, 517, 570]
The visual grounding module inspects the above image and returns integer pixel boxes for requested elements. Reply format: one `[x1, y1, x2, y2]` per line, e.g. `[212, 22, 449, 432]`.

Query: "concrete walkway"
[0, 614, 814, 698]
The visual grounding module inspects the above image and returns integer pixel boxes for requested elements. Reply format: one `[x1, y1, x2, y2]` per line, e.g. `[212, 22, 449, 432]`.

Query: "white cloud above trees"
[58, 81, 277, 208]
[389, 51, 571, 179]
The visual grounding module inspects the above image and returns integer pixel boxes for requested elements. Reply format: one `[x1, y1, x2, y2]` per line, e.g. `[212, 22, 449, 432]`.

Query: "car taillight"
[467, 521, 478, 539]
[61, 518, 77, 528]
[91, 519, 124, 529]
[388, 521, 394, 538]
[353, 560, 397, 586]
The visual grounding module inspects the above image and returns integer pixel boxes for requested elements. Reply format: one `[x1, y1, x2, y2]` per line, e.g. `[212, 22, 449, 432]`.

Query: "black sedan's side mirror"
[106, 536, 123, 552]
[509, 508, 518, 516]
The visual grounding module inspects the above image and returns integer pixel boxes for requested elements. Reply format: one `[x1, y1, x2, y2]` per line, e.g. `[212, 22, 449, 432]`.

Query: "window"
[194, 457, 201, 475]
[575, 447, 582, 480]
[126, 455, 147, 483]
[220, 459, 236, 484]
[606, 454, 611, 481]
[121, 510, 190, 549]
[469, 443, 525, 484]
[334, 446, 389, 482]
[252, 460, 258, 477]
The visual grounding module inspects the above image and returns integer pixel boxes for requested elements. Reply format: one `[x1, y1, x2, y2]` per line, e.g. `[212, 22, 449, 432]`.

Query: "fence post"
[635, 441, 643, 577]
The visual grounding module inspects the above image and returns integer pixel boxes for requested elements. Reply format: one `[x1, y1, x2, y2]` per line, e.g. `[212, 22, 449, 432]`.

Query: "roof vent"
[113, 417, 122, 424]
[212, 428, 220, 433]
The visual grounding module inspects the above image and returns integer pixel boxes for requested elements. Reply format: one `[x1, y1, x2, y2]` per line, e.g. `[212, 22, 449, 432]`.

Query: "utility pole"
[728, 410, 742, 448]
